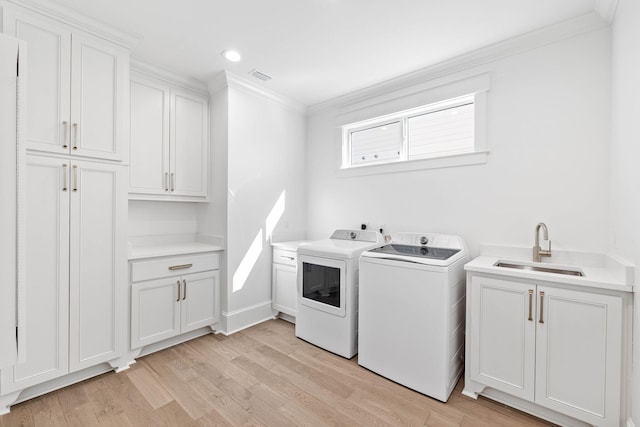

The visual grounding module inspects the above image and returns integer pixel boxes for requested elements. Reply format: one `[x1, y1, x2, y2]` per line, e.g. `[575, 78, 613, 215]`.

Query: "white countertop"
[128, 234, 224, 260]
[465, 245, 634, 293]
[271, 240, 310, 251]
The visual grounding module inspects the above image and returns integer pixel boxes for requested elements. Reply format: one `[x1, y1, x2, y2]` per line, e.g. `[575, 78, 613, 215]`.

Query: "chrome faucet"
[533, 222, 552, 262]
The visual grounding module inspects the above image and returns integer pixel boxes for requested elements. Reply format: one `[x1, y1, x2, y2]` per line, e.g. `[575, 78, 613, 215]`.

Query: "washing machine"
[358, 232, 468, 402]
[296, 229, 384, 359]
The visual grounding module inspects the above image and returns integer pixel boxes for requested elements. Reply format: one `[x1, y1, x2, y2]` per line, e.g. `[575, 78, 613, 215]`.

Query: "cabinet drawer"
[131, 252, 219, 282]
[273, 248, 297, 267]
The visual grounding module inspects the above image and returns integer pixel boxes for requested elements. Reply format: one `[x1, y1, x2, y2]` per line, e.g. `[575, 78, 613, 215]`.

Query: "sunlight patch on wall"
[232, 229, 263, 293]
[265, 190, 286, 241]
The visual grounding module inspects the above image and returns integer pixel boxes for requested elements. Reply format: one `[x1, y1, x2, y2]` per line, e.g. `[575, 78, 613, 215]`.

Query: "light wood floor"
[0, 319, 554, 426]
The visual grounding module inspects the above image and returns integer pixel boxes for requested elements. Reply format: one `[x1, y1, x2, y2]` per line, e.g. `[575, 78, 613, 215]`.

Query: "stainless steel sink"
[495, 261, 584, 277]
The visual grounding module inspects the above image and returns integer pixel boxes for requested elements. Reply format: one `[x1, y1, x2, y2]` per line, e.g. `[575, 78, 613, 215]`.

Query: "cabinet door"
[3, 8, 71, 155]
[469, 276, 536, 401]
[70, 33, 128, 161]
[129, 75, 170, 195]
[170, 88, 208, 197]
[131, 278, 181, 349]
[535, 286, 622, 425]
[0, 34, 18, 367]
[69, 161, 126, 372]
[181, 270, 219, 333]
[2, 156, 70, 393]
[272, 263, 297, 317]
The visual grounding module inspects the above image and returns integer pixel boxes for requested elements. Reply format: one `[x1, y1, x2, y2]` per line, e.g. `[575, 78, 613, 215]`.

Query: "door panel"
[3, 156, 70, 392]
[129, 76, 170, 194]
[3, 9, 71, 154]
[181, 271, 219, 333]
[69, 161, 126, 372]
[170, 89, 207, 197]
[535, 286, 622, 425]
[131, 278, 181, 349]
[272, 264, 297, 316]
[469, 276, 535, 401]
[70, 34, 127, 161]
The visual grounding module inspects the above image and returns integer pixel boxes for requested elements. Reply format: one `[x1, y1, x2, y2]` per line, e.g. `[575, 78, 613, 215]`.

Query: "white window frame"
[337, 74, 489, 177]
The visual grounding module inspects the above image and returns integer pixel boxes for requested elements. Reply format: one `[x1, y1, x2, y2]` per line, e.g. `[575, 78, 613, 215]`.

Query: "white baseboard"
[222, 301, 275, 335]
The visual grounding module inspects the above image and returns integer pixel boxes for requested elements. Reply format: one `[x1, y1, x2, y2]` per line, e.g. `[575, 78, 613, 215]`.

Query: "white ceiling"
[45, 0, 600, 106]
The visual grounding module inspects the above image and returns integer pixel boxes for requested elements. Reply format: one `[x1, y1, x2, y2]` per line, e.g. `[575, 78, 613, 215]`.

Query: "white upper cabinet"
[171, 88, 208, 197]
[129, 76, 170, 195]
[129, 68, 209, 201]
[2, 6, 129, 161]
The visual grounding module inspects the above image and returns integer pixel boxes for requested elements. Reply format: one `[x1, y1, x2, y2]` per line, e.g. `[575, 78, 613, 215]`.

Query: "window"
[340, 93, 485, 173]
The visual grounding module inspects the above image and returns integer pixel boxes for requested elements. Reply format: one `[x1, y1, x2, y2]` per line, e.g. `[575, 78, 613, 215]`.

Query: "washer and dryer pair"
[295, 229, 467, 402]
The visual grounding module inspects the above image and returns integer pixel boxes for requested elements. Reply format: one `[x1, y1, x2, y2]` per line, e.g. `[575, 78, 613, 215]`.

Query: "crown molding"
[208, 71, 306, 115]
[131, 59, 209, 94]
[308, 11, 608, 116]
[2, 0, 141, 50]
[595, 0, 619, 23]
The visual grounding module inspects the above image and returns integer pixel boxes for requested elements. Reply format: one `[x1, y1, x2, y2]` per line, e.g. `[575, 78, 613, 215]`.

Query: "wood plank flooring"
[0, 319, 555, 426]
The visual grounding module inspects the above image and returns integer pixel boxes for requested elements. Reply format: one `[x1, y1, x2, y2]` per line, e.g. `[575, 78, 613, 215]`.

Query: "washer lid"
[367, 244, 460, 261]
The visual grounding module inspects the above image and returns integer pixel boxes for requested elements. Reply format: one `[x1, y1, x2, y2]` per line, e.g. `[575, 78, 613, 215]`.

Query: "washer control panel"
[391, 232, 462, 249]
[331, 229, 381, 243]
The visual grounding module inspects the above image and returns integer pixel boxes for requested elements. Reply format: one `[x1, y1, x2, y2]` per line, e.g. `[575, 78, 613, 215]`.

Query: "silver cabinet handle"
[72, 165, 78, 192]
[280, 256, 295, 261]
[168, 264, 192, 271]
[528, 289, 533, 321]
[62, 121, 68, 149]
[539, 291, 545, 324]
[165, 172, 169, 192]
[62, 164, 68, 191]
[182, 279, 187, 300]
[176, 280, 181, 302]
[72, 123, 78, 150]
[170, 173, 175, 192]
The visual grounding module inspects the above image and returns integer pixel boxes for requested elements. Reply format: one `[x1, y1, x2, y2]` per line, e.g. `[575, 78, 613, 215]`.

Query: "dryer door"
[298, 255, 346, 317]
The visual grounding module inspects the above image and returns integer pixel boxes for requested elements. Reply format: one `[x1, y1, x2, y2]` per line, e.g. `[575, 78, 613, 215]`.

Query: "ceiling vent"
[249, 69, 272, 82]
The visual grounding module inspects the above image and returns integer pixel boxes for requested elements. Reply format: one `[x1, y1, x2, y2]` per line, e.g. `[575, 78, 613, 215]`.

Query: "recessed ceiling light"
[222, 49, 241, 62]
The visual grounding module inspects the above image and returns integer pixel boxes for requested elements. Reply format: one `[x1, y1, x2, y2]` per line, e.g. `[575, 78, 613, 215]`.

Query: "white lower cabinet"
[467, 275, 624, 427]
[130, 253, 220, 349]
[1, 154, 126, 394]
[272, 248, 298, 318]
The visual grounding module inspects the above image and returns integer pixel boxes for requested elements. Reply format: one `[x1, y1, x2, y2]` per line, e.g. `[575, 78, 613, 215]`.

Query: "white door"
[69, 160, 126, 372]
[2, 8, 71, 155]
[0, 34, 18, 367]
[70, 33, 127, 161]
[469, 276, 536, 401]
[181, 271, 219, 333]
[535, 286, 622, 426]
[2, 155, 70, 393]
[129, 76, 170, 195]
[170, 88, 207, 197]
[272, 263, 297, 317]
[131, 277, 181, 349]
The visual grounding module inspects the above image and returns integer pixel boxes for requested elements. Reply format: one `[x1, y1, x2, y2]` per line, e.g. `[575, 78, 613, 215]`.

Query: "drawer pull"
[528, 289, 533, 321]
[539, 291, 545, 324]
[176, 280, 181, 302]
[168, 263, 193, 271]
[280, 256, 295, 261]
[182, 279, 187, 300]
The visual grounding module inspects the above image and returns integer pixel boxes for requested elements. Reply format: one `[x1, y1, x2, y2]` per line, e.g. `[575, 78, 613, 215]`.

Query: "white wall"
[306, 27, 611, 258]
[610, 0, 640, 424]
[200, 74, 306, 332]
[225, 84, 306, 312]
[128, 200, 199, 237]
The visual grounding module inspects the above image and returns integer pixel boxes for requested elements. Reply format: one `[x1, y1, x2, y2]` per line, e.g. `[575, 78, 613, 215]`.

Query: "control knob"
[349, 231, 357, 240]
[419, 236, 428, 245]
